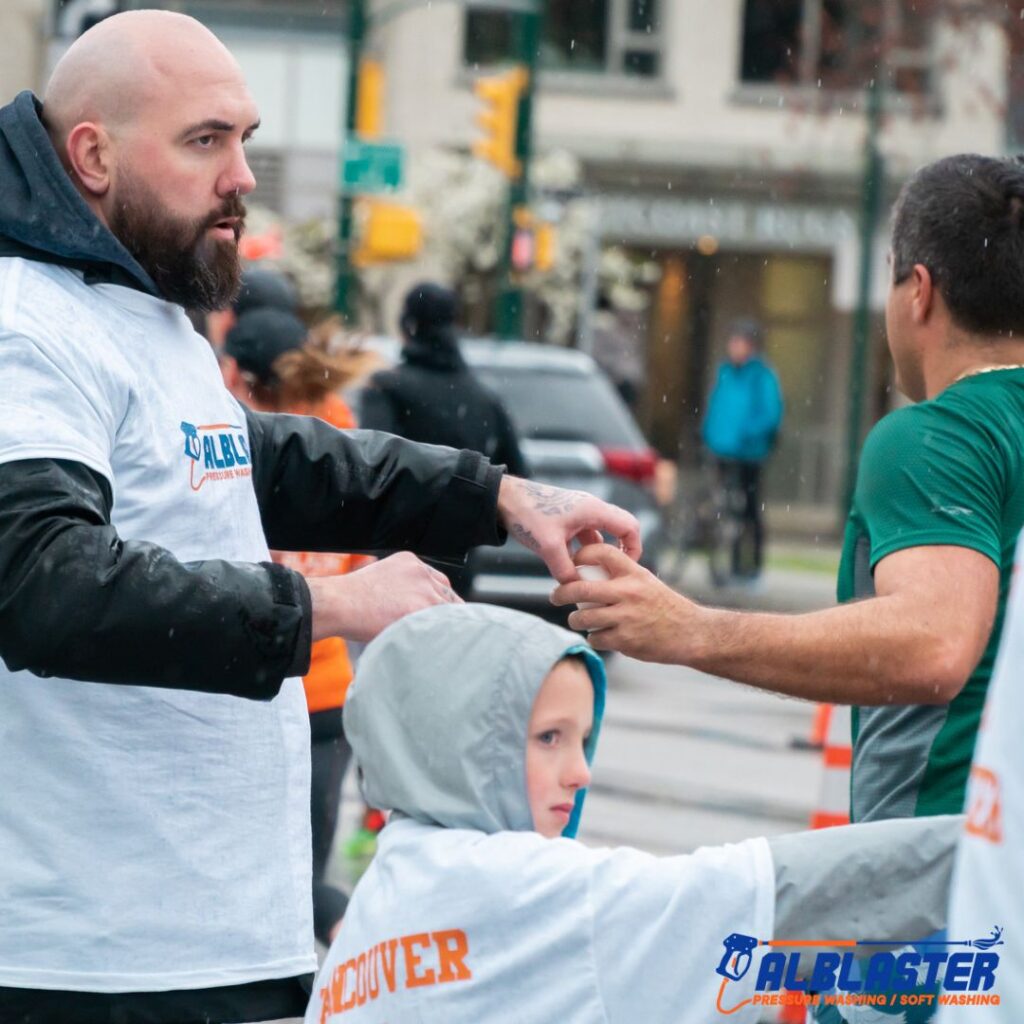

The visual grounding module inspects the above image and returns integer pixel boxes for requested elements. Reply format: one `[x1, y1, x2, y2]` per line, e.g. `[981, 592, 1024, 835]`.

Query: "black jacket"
[0, 92, 505, 701]
[360, 331, 529, 478]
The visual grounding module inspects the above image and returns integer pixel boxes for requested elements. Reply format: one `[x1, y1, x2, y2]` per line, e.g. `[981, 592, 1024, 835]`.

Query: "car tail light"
[599, 446, 658, 485]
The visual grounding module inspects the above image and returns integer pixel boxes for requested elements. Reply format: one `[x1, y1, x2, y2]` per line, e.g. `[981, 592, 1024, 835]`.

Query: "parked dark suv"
[353, 338, 663, 622]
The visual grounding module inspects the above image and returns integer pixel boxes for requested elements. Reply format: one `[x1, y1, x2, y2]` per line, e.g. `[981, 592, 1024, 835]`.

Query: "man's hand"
[308, 552, 461, 644]
[497, 477, 642, 584]
[550, 543, 700, 661]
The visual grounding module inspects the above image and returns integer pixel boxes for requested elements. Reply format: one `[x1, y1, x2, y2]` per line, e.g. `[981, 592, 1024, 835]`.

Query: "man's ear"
[910, 263, 934, 325]
[65, 122, 112, 197]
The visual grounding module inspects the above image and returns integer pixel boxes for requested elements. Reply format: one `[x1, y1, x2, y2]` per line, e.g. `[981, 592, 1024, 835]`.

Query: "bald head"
[38, 10, 260, 311]
[44, 11, 241, 142]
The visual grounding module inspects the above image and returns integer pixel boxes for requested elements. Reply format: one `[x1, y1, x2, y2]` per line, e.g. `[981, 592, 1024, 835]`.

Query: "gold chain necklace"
[954, 364, 1024, 383]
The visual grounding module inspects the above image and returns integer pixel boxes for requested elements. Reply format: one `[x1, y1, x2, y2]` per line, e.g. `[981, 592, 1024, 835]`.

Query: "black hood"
[0, 91, 158, 295]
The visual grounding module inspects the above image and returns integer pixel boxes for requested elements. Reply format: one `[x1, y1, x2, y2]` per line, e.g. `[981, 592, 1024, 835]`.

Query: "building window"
[464, 0, 663, 79]
[740, 0, 932, 95]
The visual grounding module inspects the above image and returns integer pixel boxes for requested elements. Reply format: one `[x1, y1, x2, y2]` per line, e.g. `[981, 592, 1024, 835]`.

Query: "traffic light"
[356, 59, 384, 139]
[534, 221, 557, 272]
[473, 67, 527, 179]
[352, 199, 423, 266]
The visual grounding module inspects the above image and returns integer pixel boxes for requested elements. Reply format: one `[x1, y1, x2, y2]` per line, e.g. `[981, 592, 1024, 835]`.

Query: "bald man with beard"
[0, 11, 640, 1024]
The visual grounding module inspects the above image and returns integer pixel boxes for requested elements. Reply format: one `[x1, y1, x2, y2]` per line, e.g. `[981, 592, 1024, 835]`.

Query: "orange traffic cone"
[809, 703, 831, 748]
[809, 704, 852, 830]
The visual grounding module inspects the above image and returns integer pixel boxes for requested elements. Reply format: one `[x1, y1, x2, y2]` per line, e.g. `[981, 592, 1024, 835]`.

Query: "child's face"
[525, 658, 594, 838]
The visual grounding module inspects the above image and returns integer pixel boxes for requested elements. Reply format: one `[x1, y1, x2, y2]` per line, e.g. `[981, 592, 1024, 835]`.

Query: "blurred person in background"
[360, 282, 529, 598]
[222, 306, 371, 947]
[589, 291, 645, 411]
[701, 317, 784, 582]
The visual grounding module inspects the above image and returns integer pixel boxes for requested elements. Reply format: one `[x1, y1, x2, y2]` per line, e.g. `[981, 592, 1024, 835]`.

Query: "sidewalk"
[669, 542, 839, 614]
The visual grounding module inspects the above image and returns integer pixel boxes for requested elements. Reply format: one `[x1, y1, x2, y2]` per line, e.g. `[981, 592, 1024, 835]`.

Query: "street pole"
[334, 0, 367, 321]
[842, 76, 885, 516]
[494, 1, 543, 340]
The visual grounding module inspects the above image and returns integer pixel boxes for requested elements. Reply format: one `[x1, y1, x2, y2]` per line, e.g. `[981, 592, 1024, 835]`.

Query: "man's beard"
[109, 173, 246, 312]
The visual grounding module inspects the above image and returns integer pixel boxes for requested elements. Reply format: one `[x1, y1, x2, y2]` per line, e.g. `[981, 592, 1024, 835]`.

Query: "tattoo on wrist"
[511, 522, 541, 552]
[522, 481, 579, 517]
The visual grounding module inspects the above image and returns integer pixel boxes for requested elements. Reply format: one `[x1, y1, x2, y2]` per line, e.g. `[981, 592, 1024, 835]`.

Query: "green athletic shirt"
[837, 367, 1024, 822]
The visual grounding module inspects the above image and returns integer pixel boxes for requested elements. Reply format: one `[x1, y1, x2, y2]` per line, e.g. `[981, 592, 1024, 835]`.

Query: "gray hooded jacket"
[344, 602, 606, 838]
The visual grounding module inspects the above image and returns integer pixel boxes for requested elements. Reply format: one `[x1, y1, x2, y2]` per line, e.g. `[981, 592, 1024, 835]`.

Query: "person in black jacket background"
[361, 282, 528, 477]
[361, 283, 528, 597]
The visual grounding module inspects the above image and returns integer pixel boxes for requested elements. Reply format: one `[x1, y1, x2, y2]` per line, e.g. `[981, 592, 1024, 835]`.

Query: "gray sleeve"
[769, 815, 961, 942]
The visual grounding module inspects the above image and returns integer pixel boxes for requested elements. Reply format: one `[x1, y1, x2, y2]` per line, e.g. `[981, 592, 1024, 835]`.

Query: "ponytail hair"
[247, 317, 381, 410]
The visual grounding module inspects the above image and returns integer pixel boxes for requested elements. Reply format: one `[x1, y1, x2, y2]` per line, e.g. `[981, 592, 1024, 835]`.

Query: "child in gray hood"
[306, 604, 960, 1024]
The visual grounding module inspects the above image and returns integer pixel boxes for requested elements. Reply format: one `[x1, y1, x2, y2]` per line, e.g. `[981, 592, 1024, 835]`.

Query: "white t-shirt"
[0, 258, 314, 991]
[306, 817, 774, 1024]
[938, 536, 1024, 1020]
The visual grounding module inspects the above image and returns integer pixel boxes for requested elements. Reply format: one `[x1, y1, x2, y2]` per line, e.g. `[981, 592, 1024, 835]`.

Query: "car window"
[473, 366, 646, 447]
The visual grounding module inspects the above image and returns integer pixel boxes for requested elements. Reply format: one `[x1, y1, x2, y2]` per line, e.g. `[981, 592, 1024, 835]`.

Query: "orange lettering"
[330, 963, 346, 1013]
[401, 932, 436, 988]
[356, 952, 368, 1006]
[433, 929, 472, 983]
[341, 959, 358, 1012]
[965, 766, 1003, 843]
[367, 944, 380, 1000]
[379, 938, 399, 993]
[319, 986, 331, 1024]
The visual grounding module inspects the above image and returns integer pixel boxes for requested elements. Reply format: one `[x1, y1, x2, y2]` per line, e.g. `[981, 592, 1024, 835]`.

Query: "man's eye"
[193, 135, 216, 148]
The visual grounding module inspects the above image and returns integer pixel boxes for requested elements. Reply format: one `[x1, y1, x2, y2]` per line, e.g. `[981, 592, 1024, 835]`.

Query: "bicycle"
[659, 457, 756, 589]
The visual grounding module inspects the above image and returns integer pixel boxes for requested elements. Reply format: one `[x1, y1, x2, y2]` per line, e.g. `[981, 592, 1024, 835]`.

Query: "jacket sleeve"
[492, 404, 531, 479]
[768, 815, 960, 966]
[0, 458, 312, 698]
[244, 408, 506, 561]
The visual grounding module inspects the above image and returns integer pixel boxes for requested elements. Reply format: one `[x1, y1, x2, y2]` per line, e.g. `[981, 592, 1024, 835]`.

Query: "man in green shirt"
[553, 153, 1024, 825]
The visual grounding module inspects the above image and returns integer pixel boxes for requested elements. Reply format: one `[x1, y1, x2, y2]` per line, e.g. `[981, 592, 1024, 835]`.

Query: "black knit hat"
[232, 269, 299, 318]
[400, 282, 458, 339]
[224, 308, 307, 382]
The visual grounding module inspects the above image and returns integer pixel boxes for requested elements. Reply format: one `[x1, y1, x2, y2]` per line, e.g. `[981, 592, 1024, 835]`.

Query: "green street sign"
[341, 139, 404, 193]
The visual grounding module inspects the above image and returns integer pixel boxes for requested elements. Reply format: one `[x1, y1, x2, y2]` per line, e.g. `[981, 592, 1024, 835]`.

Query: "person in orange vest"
[221, 304, 373, 943]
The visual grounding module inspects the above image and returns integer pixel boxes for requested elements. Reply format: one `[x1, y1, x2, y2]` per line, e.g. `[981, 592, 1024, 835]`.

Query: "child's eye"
[536, 729, 559, 746]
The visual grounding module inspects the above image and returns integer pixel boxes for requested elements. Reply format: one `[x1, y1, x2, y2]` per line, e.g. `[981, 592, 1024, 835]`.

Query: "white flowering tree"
[240, 146, 660, 343]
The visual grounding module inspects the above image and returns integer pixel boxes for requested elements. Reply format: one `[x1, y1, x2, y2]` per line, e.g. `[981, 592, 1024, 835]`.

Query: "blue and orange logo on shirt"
[715, 928, 1004, 1014]
[180, 421, 252, 491]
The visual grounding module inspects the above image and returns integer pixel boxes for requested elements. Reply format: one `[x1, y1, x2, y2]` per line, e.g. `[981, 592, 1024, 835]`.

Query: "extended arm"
[770, 815, 960, 951]
[245, 409, 505, 559]
[553, 544, 997, 705]
[0, 458, 310, 698]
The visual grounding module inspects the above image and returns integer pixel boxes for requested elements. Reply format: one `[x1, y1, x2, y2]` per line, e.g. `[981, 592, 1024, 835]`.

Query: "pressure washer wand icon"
[716, 933, 759, 981]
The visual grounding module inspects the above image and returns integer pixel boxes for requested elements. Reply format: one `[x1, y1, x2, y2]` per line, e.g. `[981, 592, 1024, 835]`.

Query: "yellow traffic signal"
[534, 221, 557, 272]
[352, 199, 423, 265]
[473, 67, 527, 178]
[356, 59, 384, 139]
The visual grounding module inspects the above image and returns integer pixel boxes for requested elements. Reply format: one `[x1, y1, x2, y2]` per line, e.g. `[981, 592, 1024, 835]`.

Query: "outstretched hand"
[496, 477, 641, 584]
[308, 552, 462, 644]
[550, 543, 704, 662]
